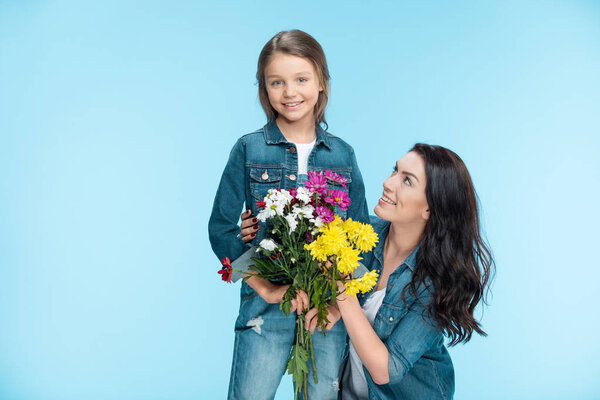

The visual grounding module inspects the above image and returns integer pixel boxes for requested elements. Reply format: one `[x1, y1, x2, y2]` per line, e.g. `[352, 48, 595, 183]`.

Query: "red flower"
[218, 257, 233, 283]
[257, 200, 266, 210]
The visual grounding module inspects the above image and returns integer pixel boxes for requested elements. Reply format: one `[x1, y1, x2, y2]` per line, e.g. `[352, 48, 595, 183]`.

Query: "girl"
[242, 144, 494, 399]
[209, 30, 369, 400]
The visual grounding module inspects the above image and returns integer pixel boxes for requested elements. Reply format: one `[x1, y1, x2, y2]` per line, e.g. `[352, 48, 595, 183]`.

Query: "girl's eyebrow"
[267, 71, 314, 78]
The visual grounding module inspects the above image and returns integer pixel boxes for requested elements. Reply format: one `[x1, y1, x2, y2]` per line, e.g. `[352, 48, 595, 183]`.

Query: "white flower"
[285, 214, 298, 233]
[310, 216, 324, 229]
[295, 187, 313, 204]
[259, 238, 278, 252]
[257, 207, 275, 222]
[292, 204, 314, 221]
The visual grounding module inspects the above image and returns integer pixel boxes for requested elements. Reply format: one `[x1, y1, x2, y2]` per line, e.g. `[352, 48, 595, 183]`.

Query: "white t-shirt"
[293, 139, 316, 175]
[343, 289, 386, 399]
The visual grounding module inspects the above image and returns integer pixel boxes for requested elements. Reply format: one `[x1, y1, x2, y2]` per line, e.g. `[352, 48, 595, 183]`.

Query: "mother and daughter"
[209, 30, 493, 400]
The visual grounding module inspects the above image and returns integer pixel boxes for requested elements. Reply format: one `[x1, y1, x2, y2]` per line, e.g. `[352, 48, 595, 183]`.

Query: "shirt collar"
[263, 119, 331, 150]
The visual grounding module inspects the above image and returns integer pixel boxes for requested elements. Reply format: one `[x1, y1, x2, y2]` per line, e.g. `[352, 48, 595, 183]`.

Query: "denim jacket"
[347, 216, 455, 400]
[209, 120, 370, 270]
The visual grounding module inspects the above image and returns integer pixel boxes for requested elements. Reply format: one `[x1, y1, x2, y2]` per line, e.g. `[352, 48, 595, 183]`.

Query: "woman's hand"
[240, 210, 259, 243]
[304, 304, 342, 334]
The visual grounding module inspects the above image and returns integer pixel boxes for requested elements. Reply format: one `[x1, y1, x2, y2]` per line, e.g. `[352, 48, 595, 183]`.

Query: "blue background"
[1, 1, 599, 399]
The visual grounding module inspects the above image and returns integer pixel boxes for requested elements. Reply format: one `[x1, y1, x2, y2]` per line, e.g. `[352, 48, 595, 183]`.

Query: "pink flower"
[324, 170, 348, 189]
[290, 188, 298, 198]
[315, 206, 335, 223]
[305, 171, 329, 194]
[325, 189, 351, 211]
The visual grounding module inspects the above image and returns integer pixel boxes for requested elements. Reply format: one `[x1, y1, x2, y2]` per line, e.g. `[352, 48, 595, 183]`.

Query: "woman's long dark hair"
[404, 143, 494, 346]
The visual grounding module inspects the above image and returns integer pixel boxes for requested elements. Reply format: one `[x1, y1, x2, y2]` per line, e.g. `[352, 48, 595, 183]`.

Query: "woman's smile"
[379, 193, 396, 206]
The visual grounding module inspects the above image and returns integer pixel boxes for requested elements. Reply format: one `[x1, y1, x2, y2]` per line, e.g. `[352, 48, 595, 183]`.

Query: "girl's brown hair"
[256, 30, 330, 128]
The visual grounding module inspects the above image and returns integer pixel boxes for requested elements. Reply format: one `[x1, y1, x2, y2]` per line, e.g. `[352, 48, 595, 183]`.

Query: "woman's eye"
[403, 177, 412, 186]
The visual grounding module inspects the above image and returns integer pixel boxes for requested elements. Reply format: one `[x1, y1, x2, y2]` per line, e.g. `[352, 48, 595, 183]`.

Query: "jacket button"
[389, 317, 394, 322]
[261, 170, 269, 180]
[288, 146, 296, 153]
[289, 174, 297, 181]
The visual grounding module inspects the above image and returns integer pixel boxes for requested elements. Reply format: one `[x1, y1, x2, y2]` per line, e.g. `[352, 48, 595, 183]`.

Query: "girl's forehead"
[266, 52, 317, 72]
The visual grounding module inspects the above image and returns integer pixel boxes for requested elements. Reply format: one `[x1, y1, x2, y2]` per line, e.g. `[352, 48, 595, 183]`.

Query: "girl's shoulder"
[238, 126, 267, 143]
[321, 129, 356, 153]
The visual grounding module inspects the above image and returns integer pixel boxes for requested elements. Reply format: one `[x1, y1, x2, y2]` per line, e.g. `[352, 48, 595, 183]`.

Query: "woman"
[240, 143, 494, 399]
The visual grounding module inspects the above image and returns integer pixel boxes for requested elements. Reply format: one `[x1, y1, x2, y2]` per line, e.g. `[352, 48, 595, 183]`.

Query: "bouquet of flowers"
[219, 170, 379, 400]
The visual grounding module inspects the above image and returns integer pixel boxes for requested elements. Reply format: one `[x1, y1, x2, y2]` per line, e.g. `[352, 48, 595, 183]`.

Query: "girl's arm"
[208, 138, 249, 263]
[336, 292, 391, 385]
[347, 148, 370, 225]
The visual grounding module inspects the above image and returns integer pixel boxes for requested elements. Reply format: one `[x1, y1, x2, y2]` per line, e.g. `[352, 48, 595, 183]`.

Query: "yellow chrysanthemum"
[357, 270, 379, 293]
[353, 224, 379, 253]
[343, 218, 363, 242]
[344, 279, 361, 296]
[304, 241, 329, 262]
[328, 215, 344, 229]
[336, 246, 362, 275]
[318, 223, 348, 255]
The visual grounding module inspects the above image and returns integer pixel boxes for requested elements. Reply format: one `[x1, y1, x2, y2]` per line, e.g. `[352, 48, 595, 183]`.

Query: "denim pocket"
[249, 167, 283, 202]
[374, 304, 407, 341]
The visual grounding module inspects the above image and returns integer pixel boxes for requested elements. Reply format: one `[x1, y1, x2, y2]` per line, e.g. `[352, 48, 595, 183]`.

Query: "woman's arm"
[336, 291, 391, 385]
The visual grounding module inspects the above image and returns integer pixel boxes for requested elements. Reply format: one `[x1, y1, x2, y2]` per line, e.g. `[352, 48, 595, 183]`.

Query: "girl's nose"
[283, 83, 296, 97]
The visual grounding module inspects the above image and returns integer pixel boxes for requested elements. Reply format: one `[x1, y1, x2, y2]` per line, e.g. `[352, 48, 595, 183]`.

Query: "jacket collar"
[263, 119, 331, 150]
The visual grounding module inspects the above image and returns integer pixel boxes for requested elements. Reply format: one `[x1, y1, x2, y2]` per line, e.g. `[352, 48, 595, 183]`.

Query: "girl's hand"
[253, 280, 309, 315]
[256, 280, 289, 304]
[290, 289, 309, 314]
[240, 210, 259, 243]
[304, 304, 342, 334]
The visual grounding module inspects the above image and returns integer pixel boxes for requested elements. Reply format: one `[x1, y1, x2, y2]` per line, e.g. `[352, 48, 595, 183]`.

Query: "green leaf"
[286, 344, 310, 390]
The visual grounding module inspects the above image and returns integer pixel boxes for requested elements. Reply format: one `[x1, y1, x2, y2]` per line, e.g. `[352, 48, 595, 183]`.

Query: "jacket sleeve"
[347, 148, 370, 225]
[364, 289, 441, 389]
[208, 138, 249, 263]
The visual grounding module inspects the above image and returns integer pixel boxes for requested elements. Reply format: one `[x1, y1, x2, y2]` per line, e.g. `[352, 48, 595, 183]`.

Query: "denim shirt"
[208, 120, 370, 268]
[349, 216, 455, 400]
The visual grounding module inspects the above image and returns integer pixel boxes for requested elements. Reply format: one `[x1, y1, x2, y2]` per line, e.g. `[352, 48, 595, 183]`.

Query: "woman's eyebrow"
[402, 171, 420, 183]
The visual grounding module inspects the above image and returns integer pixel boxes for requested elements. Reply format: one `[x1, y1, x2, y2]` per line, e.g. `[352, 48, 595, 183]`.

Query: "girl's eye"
[270, 80, 282, 86]
[298, 77, 307, 83]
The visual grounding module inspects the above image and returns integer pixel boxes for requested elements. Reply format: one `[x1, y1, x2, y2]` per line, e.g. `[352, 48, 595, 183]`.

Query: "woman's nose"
[382, 176, 394, 192]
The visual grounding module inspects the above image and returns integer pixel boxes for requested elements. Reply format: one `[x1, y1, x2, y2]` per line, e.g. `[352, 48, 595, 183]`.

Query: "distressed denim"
[208, 120, 369, 399]
[340, 216, 455, 400]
